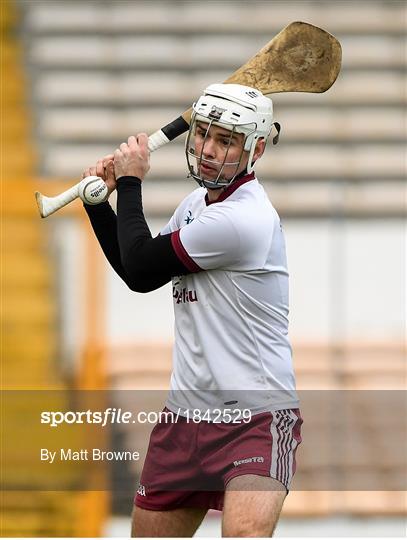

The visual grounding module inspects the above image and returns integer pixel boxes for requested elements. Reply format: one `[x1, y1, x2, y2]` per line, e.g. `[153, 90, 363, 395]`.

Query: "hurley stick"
[35, 21, 341, 218]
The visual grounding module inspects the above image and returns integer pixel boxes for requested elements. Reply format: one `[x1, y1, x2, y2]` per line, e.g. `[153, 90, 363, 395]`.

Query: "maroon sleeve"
[170, 229, 202, 273]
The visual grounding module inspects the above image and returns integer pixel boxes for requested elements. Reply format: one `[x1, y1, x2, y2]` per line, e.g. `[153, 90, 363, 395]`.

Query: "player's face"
[194, 122, 248, 181]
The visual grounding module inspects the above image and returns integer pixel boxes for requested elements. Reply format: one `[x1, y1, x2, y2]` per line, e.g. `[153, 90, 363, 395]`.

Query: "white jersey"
[161, 174, 299, 414]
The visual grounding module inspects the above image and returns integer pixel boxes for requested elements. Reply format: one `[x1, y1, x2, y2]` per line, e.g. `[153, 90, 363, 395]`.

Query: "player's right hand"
[82, 153, 117, 196]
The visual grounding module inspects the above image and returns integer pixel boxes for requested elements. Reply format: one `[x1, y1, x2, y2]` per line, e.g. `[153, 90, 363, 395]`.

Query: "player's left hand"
[114, 134, 150, 181]
[82, 153, 116, 196]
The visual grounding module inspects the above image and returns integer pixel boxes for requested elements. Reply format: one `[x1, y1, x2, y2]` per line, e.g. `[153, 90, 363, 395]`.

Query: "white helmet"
[185, 83, 280, 189]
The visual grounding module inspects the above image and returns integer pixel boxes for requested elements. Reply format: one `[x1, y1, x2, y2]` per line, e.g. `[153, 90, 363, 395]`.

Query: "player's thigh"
[131, 505, 207, 538]
[222, 474, 287, 537]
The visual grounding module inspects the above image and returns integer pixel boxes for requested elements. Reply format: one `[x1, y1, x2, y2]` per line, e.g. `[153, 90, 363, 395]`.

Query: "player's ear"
[253, 138, 266, 161]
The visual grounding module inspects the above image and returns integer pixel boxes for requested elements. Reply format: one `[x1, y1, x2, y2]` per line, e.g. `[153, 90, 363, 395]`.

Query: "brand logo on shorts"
[137, 484, 146, 497]
[233, 456, 264, 467]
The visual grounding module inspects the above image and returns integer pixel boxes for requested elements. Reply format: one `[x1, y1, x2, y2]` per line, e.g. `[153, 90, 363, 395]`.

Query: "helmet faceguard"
[186, 116, 255, 189]
[185, 83, 280, 189]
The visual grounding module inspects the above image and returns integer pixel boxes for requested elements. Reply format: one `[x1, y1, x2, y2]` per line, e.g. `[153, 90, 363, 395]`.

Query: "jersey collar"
[204, 171, 256, 206]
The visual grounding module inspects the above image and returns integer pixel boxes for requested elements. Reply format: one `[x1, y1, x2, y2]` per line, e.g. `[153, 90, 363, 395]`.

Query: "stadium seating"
[18, 0, 405, 216]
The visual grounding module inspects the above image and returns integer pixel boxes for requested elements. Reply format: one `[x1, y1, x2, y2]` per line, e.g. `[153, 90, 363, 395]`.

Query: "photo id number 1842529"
[179, 408, 252, 423]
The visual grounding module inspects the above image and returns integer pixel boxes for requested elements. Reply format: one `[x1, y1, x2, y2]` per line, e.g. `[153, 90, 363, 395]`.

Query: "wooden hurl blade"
[179, 21, 342, 126]
[226, 21, 342, 94]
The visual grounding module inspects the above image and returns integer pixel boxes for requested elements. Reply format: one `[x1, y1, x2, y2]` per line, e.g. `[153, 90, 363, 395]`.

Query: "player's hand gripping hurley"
[35, 21, 341, 218]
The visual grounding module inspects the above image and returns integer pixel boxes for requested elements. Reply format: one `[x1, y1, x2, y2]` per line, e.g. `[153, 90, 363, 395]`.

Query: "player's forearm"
[83, 201, 134, 287]
[116, 177, 188, 279]
[84, 200, 172, 292]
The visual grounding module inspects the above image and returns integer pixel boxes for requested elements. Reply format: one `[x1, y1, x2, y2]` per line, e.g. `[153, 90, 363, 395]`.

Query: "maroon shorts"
[134, 407, 302, 511]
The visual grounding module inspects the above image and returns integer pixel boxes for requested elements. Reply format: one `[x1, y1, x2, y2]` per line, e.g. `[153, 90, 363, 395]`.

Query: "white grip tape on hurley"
[35, 184, 79, 218]
[37, 129, 171, 218]
[148, 130, 170, 152]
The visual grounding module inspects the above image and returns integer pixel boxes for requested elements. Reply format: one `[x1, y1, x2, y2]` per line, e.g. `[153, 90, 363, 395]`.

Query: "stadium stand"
[19, 0, 406, 217]
[1, 1, 108, 535]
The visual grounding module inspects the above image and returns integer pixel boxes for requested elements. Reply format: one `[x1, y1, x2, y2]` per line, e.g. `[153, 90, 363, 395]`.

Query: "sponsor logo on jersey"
[173, 286, 198, 304]
[137, 484, 146, 497]
[233, 456, 264, 467]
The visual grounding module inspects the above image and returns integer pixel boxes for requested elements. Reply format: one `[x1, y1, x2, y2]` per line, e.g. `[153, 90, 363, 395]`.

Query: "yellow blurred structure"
[1, 1, 108, 535]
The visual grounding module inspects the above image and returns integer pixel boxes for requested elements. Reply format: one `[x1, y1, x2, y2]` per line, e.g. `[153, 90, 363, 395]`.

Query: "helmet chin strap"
[202, 167, 249, 190]
[202, 182, 224, 191]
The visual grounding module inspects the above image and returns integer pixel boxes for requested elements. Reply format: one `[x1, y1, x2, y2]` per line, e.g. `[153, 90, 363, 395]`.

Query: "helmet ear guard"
[246, 134, 260, 174]
[246, 122, 281, 173]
